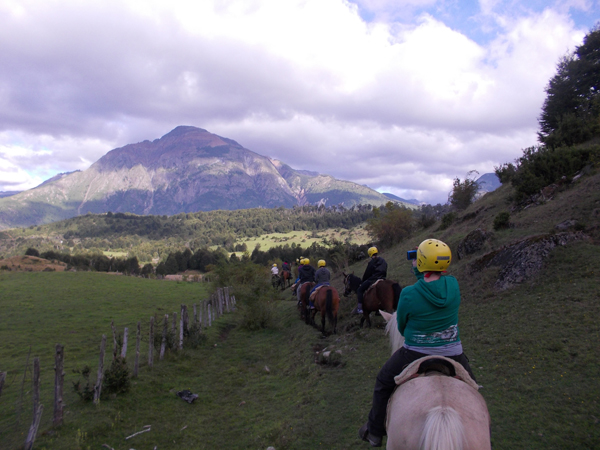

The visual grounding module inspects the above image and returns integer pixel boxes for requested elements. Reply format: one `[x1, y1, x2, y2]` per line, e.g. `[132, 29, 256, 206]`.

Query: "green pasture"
[1, 245, 599, 450]
[232, 225, 371, 252]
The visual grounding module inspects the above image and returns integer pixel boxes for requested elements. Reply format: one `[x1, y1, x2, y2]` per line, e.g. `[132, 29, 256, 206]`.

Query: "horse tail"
[326, 289, 333, 323]
[392, 282, 402, 311]
[419, 406, 465, 450]
[303, 285, 311, 324]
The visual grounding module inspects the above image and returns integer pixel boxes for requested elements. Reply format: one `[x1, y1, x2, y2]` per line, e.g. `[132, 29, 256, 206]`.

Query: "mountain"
[476, 173, 501, 193]
[382, 193, 422, 205]
[0, 126, 407, 230]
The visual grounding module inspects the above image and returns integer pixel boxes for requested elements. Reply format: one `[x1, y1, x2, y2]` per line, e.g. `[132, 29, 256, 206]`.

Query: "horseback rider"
[358, 239, 476, 447]
[282, 260, 291, 272]
[309, 259, 331, 309]
[296, 258, 315, 305]
[354, 247, 387, 314]
[271, 263, 279, 282]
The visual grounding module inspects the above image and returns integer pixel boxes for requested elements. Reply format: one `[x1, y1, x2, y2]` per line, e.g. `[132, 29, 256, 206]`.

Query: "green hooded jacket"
[396, 268, 461, 347]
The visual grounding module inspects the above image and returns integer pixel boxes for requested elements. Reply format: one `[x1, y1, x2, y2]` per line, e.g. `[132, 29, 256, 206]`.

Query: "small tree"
[25, 247, 40, 257]
[448, 171, 479, 210]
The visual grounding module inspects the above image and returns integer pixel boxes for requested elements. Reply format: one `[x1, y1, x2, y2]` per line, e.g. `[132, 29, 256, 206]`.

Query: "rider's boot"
[358, 423, 382, 447]
[309, 301, 315, 310]
[353, 303, 363, 314]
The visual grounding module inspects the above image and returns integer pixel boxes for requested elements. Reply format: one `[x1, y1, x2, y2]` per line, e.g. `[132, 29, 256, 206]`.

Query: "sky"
[0, 0, 598, 204]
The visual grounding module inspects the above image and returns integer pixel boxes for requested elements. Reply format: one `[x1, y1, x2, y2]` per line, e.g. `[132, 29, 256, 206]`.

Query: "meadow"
[1, 172, 599, 449]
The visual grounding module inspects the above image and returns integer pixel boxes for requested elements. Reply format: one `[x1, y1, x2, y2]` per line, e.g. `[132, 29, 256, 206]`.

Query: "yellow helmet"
[318, 259, 326, 268]
[368, 247, 378, 257]
[272, 263, 277, 267]
[303, 258, 310, 265]
[416, 239, 451, 272]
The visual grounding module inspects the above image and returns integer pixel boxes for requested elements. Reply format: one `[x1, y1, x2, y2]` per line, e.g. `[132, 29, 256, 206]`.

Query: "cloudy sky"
[0, 0, 598, 204]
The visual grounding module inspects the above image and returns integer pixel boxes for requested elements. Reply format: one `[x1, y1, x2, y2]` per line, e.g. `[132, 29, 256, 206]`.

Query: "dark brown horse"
[280, 269, 292, 290]
[310, 285, 340, 334]
[298, 281, 315, 323]
[342, 272, 401, 328]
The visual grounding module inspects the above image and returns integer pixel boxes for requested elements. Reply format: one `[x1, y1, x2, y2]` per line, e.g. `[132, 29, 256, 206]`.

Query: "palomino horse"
[342, 273, 401, 328]
[298, 281, 315, 323]
[280, 269, 292, 290]
[379, 310, 491, 450]
[309, 285, 340, 334]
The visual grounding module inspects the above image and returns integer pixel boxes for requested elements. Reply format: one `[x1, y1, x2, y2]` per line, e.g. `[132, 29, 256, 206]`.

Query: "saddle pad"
[366, 278, 385, 294]
[394, 355, 479, 391]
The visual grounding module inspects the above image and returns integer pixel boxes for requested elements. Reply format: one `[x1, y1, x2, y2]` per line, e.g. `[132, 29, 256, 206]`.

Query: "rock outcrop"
[456, 228, 493, 260]
[469, 232, 588, 290]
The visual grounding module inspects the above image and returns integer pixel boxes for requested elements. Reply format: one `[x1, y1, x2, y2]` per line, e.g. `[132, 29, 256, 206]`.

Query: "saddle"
[365, 278, 385, 295]
[308, 284, 328, 302]
[394, 355, 479, 391]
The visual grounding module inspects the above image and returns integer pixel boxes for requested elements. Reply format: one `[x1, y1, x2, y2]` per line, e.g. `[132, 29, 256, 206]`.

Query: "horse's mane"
[384, 311, 404, 354]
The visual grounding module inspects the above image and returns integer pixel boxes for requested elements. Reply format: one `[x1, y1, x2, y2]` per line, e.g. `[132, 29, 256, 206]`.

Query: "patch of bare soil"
[0, 255, 67, 272]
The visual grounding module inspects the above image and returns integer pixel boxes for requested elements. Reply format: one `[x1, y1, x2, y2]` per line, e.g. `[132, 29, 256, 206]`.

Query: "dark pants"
[366, 347, 476, 437]
[357, 278, 378, 304]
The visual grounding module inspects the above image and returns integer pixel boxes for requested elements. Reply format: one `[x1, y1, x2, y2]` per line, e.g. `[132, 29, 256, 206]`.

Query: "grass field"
[1, 254, 599, 449]
[1, 172, 599, 449]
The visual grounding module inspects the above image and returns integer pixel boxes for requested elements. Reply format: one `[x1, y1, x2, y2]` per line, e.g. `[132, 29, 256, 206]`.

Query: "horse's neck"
[386, 311, 405, 354]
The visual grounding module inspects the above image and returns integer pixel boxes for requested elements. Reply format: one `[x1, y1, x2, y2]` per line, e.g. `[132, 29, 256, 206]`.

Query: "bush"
[493, 212, 511, 231]
[439, 212, 456, 230]
[365, 202, 413, 247]
[103, 356, 130, 396]
[448, 171, 480, 210]
[214, 260, 277, 330]
[25, 247, 40, 257]
[72, 365, 94, 402]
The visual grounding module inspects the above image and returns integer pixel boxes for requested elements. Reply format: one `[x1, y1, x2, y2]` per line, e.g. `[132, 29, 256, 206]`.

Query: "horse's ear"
[342, 272, 346, 277]
[380, 310, 392, 323]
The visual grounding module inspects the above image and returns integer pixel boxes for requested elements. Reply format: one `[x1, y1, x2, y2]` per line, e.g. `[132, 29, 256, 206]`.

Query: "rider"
[354, 247, 387, 314]
[309, 259, 331, 309]
[282, 260, 291, 272]
[271, 263, 279, 281]
[296, 258, 315, 305]
[358, 238, 476, 447]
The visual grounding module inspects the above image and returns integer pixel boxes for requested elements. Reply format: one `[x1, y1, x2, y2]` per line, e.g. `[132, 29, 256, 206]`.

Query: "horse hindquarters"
[386, 376, 490, 450]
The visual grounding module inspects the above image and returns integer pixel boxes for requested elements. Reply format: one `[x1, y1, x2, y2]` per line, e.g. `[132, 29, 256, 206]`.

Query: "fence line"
[2, 287, 235, 449]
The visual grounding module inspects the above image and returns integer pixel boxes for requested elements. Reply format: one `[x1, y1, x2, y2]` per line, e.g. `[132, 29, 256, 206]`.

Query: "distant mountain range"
[0, 126, 414, 230]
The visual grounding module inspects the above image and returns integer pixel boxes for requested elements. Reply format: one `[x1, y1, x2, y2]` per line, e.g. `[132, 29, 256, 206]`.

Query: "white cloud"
[0, 0, 592, 204]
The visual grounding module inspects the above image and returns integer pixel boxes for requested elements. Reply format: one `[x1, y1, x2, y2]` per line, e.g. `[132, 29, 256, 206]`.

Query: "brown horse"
[298, 281, 315, 323]
[280, 269, 292, 290]
[310, 285, 340, 334]
[343, 273, 401, 328]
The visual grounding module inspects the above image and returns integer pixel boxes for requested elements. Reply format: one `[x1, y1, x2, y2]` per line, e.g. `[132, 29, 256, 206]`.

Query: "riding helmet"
[367, 247, 378, 257]
[318, 259, 326, 268]
[416, 239, 451, 272]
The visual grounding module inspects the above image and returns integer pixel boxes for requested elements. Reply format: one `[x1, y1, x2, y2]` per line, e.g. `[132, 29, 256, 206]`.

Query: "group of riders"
[267, 238, 476, 448]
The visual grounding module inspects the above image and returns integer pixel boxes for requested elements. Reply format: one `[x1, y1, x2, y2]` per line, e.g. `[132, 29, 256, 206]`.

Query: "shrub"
[102, 356, 130, 396]
[365, 202, 413, 247]
[493, 212, 511, 231]
[439, 212, 456, 230]
[25, 247, 40, 257]
[448, 171, 480, 210]
[72, 365, 94, 402]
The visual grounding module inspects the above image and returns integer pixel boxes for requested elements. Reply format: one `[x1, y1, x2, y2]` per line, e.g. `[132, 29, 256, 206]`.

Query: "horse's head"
[343, 272, 356, 297]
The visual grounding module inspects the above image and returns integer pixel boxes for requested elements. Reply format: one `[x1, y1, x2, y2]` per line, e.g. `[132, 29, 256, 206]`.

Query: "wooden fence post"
[193, 303, 197, 324]
[24, 357, 42, 450]
[179, 305, 184, 350]
[0, 372, 5, 397]
[110, 321, 118, 360]
[208, 302, 212, 327]
[53, 345, 64, 426]
[160, 315, 168, 360]
[183, 304, 189, 335]
[148, 316, 154, 368]
[224, 287, 230, 312]
[121, 327, 129, 359]
[134, 322, 141, 377]
[93, 335, 106, 404]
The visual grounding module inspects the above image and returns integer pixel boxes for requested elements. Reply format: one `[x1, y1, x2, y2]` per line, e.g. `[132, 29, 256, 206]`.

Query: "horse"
[379, 310, 491, 450]
[342, 272, 401, 328]
[309, 285, 340, 334]
[280, 269, 292, 290]
[298, 281, 315, 323]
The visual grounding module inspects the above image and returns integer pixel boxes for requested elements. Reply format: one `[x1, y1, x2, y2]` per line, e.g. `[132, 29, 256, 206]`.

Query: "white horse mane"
[380, 310, 404, 354]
